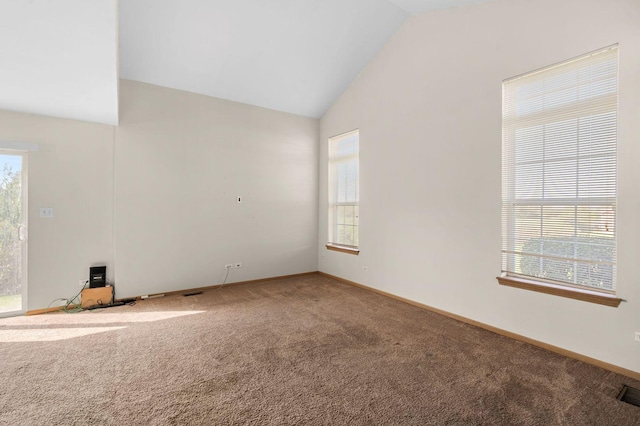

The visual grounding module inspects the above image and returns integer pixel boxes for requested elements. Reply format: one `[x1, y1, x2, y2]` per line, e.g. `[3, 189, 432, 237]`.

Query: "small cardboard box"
[81, 286, 113, 308]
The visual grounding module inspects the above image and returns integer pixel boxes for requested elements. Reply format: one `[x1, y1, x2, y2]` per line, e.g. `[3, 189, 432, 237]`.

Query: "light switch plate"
[40, 207, 54, 218]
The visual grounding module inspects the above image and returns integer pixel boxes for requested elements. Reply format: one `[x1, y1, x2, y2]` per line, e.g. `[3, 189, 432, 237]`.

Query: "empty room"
[1, 0, 639, 424]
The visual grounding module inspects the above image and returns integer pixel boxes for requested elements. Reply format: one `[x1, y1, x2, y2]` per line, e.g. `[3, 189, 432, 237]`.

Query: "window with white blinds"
[501, 45, 618, 293]
[328, 130, 359, 249]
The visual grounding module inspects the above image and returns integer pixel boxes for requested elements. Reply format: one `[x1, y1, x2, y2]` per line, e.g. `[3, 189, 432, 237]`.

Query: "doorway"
[0, 151, 27, 316]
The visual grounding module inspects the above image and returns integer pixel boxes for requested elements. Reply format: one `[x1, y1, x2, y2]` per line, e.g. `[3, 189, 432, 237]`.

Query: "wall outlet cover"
[40, 207, 54, 218]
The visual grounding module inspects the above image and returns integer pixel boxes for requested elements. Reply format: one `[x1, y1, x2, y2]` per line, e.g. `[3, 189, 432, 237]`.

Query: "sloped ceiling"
[387, 0, 494, 15]
[0, 0, 495, 124]
[118, 0, 409, 118]
[0, 0, 119, 125]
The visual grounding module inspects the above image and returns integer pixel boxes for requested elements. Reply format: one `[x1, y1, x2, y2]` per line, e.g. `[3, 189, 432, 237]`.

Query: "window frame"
[499, 46, 622, 307]
[327, 129, 360, 255]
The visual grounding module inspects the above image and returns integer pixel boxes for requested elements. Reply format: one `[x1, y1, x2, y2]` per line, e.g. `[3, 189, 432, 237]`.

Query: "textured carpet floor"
[0, 274, 638, 425]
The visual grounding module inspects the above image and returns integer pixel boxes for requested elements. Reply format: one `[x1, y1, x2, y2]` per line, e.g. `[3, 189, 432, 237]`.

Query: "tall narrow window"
[327, 130, 359, 254]
[501, 46, 618, 295]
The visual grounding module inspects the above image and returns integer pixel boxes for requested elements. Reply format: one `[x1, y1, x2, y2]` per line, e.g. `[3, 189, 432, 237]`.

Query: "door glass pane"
[0, 154, 23, 314]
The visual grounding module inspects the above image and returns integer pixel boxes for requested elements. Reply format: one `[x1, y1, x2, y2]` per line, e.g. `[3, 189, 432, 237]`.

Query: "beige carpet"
[0, 274, 638, 425]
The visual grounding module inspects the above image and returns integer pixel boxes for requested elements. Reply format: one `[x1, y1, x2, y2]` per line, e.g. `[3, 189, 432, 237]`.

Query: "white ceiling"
[118, 0, 408, 118]
[387, 0, 493, 15]
[0, 0, 119, 125]
[0, 0, 495, 124]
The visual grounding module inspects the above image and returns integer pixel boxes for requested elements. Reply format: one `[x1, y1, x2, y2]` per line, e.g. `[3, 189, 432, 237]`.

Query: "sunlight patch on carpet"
[0, 311, 205, 326]
[0, 326, 127, 342]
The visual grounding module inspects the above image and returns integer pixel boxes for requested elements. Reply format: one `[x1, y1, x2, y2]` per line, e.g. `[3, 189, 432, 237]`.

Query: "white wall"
[0, 111, 115, 310]
[0, 80, 318, 309]
[319, 0, 640, 373]
[115, 80, 319, 298]
[0, 0, 119, 124]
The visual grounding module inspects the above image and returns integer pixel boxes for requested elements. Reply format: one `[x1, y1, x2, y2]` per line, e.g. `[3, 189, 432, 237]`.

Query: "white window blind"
[502, 45, 618, 292]
[328, 130, 359, 248]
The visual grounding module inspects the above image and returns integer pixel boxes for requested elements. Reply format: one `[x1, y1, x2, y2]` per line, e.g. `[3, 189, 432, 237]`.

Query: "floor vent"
[617, 385, 640, 407]
[183, 291, 203, 297]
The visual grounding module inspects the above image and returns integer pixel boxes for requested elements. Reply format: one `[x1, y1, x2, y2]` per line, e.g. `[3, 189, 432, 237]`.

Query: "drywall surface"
[319, 0, 640, 373]
[0, 111, 115, 310]
[0, 0, 119, 124]
[115, 80, 319, 298]
[119, 0, 407, 118]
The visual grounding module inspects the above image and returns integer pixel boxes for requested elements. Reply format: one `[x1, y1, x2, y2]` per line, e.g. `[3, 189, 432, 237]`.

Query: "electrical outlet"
[40, 207, 54, 218]
[635, 331, 640, 342]
[234, 262, 243, 269]
[79, 279, 88, 288]
[236, 196, 242, 204]
[225, 264, 233, 270]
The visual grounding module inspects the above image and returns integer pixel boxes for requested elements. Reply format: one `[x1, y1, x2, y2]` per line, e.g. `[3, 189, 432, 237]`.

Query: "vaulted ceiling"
[0, 0, 493, 125]
[0, 0, 119, 124]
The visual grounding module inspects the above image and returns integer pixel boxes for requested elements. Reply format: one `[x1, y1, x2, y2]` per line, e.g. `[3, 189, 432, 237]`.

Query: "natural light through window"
[0, 311, 205, 342]
[501, 45, 618, 294]
[327, 130, 359, 254]
[0, 327, 127, 342]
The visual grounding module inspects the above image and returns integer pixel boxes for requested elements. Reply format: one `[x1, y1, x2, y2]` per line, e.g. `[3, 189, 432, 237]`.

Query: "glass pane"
[336, 224, 358, 247]
[515, 125, 543, 163]
[336, 206, 345, 226]
[544, 159, 577, 199]
[544, 119, 578, 161]
[515, 163, 542, 199]
[337, 160, 358, 203]
[343, 206, 354, 225]
[335, 133, 359, 156]
[0, 155, 23, 314]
